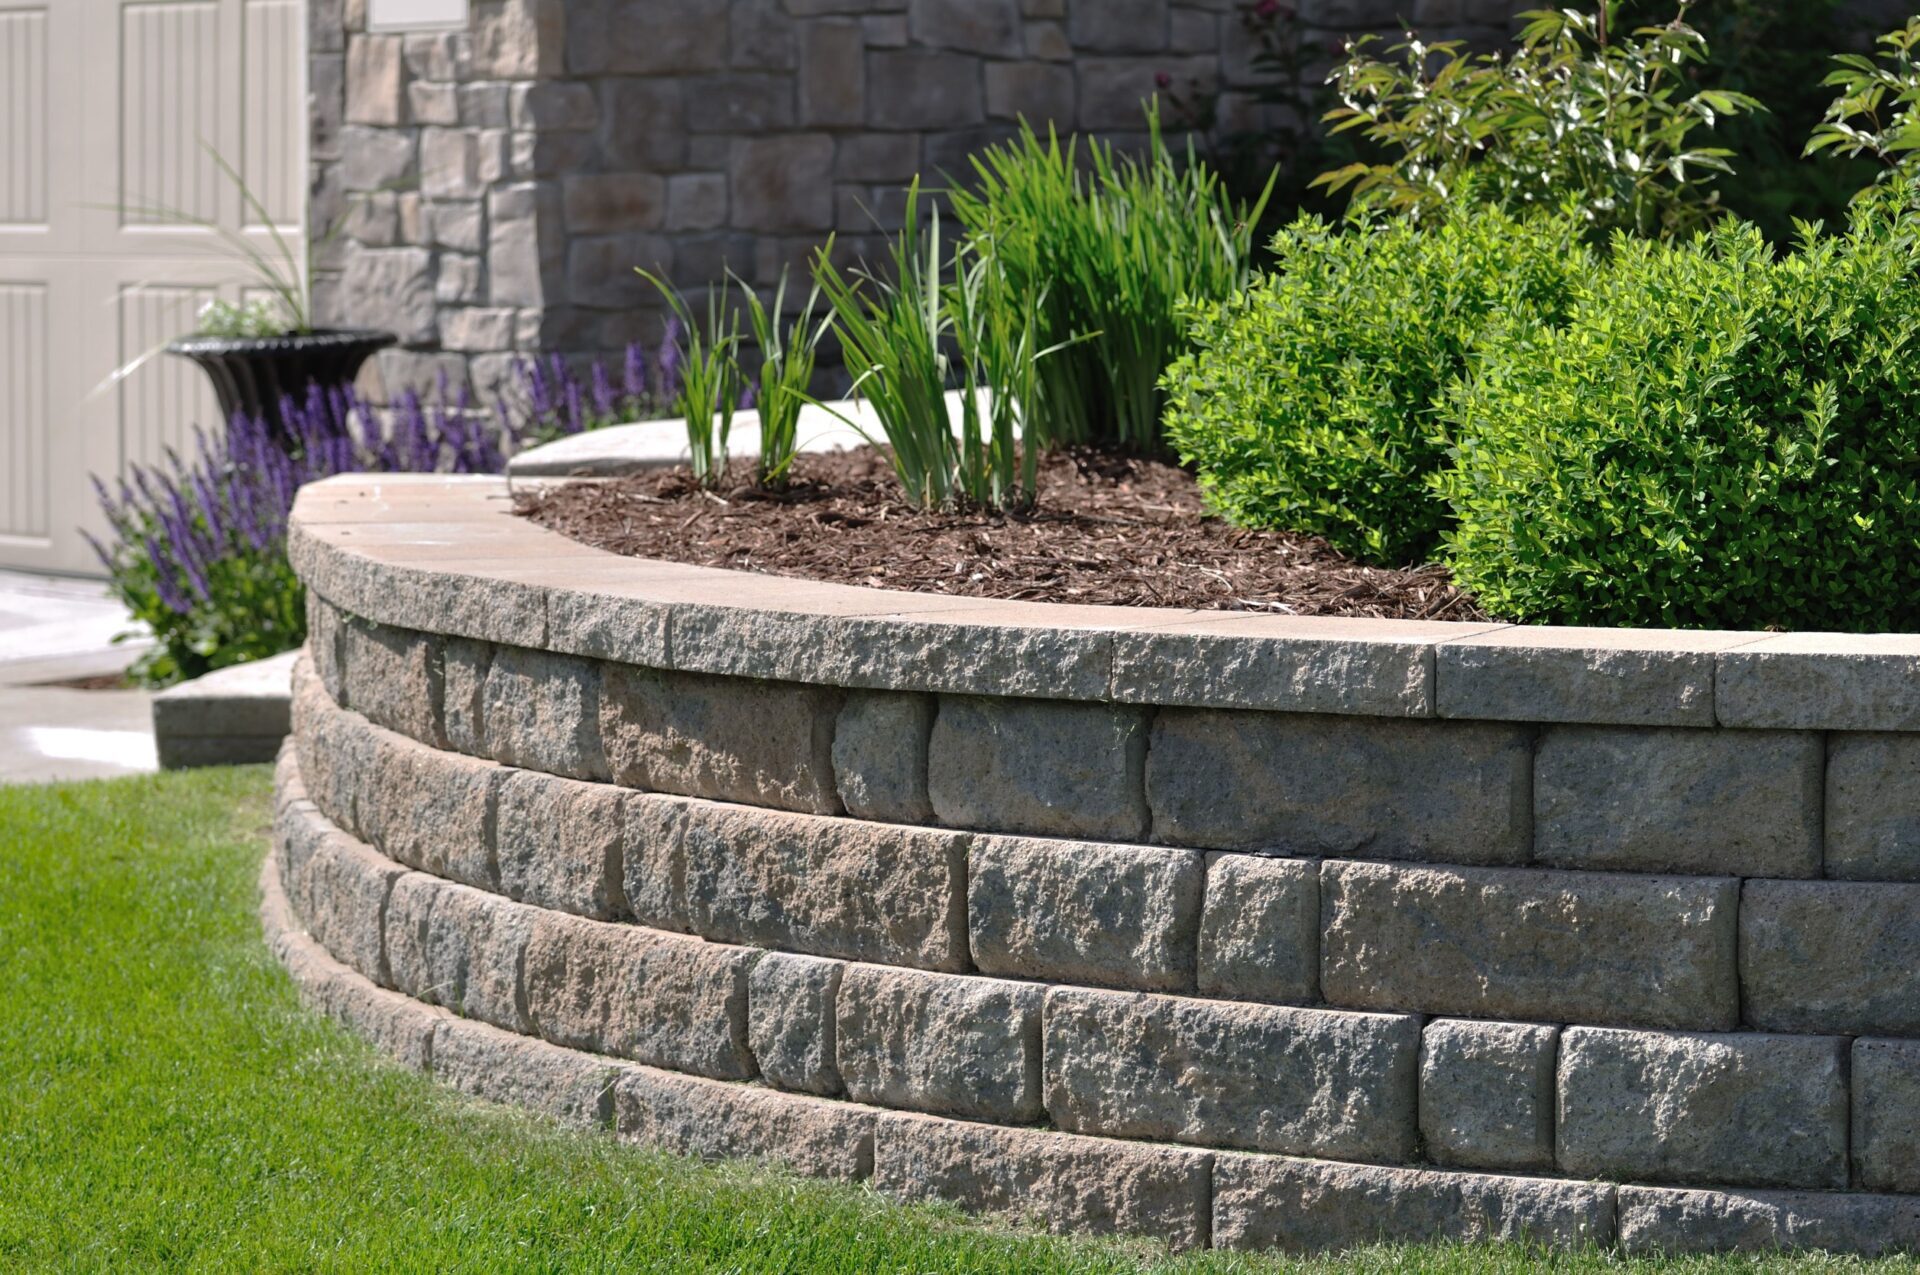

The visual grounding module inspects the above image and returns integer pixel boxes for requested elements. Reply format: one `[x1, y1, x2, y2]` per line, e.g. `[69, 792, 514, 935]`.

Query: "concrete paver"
[0, 570, 156, 783]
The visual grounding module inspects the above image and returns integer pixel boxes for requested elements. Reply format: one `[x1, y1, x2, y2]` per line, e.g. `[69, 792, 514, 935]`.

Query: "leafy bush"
[1807, 17, 1920, 189]
[1317, 6, 1760, 241]
[1162, 206, 1591, 563]
[950, 110, 1270, 452]
[1440, 187, 1920, 630]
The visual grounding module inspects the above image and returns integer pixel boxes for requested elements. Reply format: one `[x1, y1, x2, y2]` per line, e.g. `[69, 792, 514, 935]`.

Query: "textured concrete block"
[928, 696, 1148, 840]
[341, 619, 443, 746]
[1420, 1020, 1558, 1172]
[1827, 732, 1920, 881]
[1534, 726, 1821, 878]
[1321, 861, 1738, 1031]
[682, 802, 966, 971]
[523, 912, 756, 1080]
[1853, 1038, 1920, 1194]
[967, 835, 1201, 992]
[836, 966, 1042, 1123]
[831, 691, 934, 823]
[293, 659, 381, 835]
[1716, 635, 1920, 731]
[1741, 879, 1920, 1035]
[1213, 1154, 1617, 1253]
[322, 965, 446, 1072]
[1557, 1027, 1849, 1190]
[431, 1017, 621, 1127]
[874, 1112, 1212, 1250]
[1197, 853, 1319, 1004]
[441, 637, 490, 755]
[300, 832, 405, 986]
[482, 646, 607, 780]
[1148, 710, 1530, 864]
[621, 794, 689, 932]
[747, 953, 843, 1097]
[1617, 1185, 1920, 1256]
[495, 771, 627, 920]
[360, 729, 499, 890]
[601, 664, 841, 814]
[308, 596, 348, 704]
[1043, 986, 1418, 1162]
[384, 874, 533, 1034]
[1435, 627, 1747, 727]
[614, 1066, 875, 1182]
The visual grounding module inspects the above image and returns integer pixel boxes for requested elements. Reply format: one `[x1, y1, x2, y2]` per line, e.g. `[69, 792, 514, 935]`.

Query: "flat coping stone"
[152, 648, 300, 766]
[1436, 627, 1764, 728]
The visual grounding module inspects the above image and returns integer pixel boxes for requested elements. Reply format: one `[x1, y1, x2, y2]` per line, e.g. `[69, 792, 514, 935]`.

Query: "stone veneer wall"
[266, 473, 1920, 1257]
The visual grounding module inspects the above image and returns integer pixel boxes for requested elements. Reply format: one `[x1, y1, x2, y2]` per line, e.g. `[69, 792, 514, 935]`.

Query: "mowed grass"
[0, 768, 1907, 1274]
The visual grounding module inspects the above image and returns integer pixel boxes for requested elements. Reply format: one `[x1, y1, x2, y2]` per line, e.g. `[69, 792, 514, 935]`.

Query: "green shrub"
[1807, 17, 1920, 193]
[1162, 206, 1591, 563]
[1440, 186, 1920, 630]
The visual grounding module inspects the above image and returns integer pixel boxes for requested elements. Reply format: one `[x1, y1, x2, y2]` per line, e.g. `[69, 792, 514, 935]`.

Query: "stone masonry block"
[1534, 726, 1821, 878]
[308, 595, 347, 704]
[873, 1112, 1212, 1250]
[1321, 861, 1738, 1031]
[432, 1017, 620, 1128]
[967, 834, 1201, 991]
[1148, 710, 1531, 865]
[600, 665, 842, 814]
[341, 620, 442, 747]
[614, 1066, 875, 1182]
[292, 661, 377, 836]
[910, 0, 1023, 55]
[1616, 1184, 1920, 1257]
[928, 696, 1148, 841]
[360, 729, 499, 890]
[495, 770, 628, 920]
[1043, 986, 1419, 1162]
[1420, 1019, 1558, 1172]
[301, 832, 406, 987]
[523, 911, 756, 1080]
[799, 20, 865, 126]
[1852, 1038, 1920, 1194]
[747, 952, 843, 1097]
[1558, 1027, 1849, 1191]
[1213, 1154, 1617, 1254]
[836, 965, 1043, 1123]
[482, 646, 607, 781]
[682, 802, 966, 971]
[866, 49, 983, 130]
[1827, 732, 1920, 880]
[384, 874, 532, 1033]
[345, 34, 405, 125]
[620, 794, 689, 932]
[1741, 879, 1920, 1035]
[729, 133, 835, 232]
[441, 638, 490, 755]
[832, 691, 935, 824]
[1197, 853, 1319, 1004]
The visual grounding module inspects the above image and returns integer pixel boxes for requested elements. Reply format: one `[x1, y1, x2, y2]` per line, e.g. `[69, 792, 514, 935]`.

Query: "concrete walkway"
[0, 571, 156, 784]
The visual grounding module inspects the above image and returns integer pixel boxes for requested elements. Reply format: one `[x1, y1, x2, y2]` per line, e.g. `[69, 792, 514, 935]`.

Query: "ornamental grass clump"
[638, 271, 744, 488]
[950, 109, 1271, 452]
[735, 267, 832, 490]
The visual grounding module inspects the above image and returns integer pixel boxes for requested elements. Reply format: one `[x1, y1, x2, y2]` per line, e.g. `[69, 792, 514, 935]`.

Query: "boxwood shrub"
[1162, 208, 1591, 563]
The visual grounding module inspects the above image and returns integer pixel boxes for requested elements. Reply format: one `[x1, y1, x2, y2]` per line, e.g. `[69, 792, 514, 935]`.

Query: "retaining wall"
[268, 473, 1920, 1256]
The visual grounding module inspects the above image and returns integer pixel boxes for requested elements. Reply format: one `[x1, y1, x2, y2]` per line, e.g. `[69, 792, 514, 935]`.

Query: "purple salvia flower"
[623, 341, 648, 402]
[592, 360, 616, 421]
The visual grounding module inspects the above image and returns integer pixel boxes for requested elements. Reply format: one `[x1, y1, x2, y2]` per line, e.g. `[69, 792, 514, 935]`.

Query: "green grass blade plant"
[946, 246, 1043, 512]
[734, 266, 832, 490]
[639, 269, 742, 489]
[951, 104, 1273, 452]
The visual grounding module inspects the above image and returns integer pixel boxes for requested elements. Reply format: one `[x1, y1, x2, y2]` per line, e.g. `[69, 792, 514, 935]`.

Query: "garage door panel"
[0, 279, 50, 542]
[242, 0, 302, 229]
[0, 5, 49, 227]
[117, 281, 222, 470]
[121, 0, 227, 226]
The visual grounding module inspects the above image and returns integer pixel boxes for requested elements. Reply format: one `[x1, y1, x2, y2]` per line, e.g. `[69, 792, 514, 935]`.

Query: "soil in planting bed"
[513, 446, 1483, 619]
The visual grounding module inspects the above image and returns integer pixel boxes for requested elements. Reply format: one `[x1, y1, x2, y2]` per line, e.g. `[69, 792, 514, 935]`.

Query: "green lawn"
[0, 768, 1905, 1273]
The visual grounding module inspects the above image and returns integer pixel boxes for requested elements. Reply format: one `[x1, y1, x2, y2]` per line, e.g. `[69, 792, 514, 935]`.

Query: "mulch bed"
[513, 446, 1484, 620]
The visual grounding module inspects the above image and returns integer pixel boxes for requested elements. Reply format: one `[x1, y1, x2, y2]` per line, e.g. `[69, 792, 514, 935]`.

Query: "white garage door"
[0, 0, 305, 576]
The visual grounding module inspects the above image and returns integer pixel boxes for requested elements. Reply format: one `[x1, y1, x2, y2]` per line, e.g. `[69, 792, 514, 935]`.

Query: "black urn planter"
[167, 328, 397, 445]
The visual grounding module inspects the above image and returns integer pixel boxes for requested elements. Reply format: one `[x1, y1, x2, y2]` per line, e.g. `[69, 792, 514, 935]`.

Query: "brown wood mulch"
[512, 446, 1484, 620]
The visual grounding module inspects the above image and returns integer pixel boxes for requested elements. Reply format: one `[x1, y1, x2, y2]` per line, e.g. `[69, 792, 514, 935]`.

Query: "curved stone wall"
[266, 473, 1920, 1257]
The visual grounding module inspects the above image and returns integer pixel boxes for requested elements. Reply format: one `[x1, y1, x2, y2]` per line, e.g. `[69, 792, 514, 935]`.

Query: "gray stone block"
[341, 619, 443, 747]
[360, 729, 499, 891]
[441, 637, 490, 755]
[1717, 635, 1920, 731]
[300, 831, 405, 987]
[621, 795, 689, 932]
[1557, 1027, 1849, 1190]
[384, 875, 533, 1033]
[927, 696, 1148, 841]
[682, 802, 967, 972]
[308, 597, 348, 704]
[1042, 986, 1419, 1162]
[1826, 732, 1920, 881]
[1321, 861, 1738, 1031]
[873, 1112, 1212, 1250]
[321, 962, 446, 1072]
[1147, 710, 1531, 865]
[967, 835, 1201, 992]
[836, 965, 1043, 1123]
[1196, 853, 1319, 1004]
[1741, 879, 1920, 1035]
[482, 646, 607, 781]
[1854, 1038, 1920, 1194]
[1534, 726, 1821, 878]
[523, 912, 756, 1080]
[601, 664, 841, 814]
[495, 770, 627, 920]
[747, 953, 843, 1097]
[613, 1066, 875, 1182]
[152, 649, 297, 769]
[1435, 628, 1745, 727]
[1617, 1185, 1920, 1257]
[1212, 1154, 1617, 1253]
[431, 1018, 621, 1127]
[1420, 1020, 1558, 1172]
[831, 691, 934, 824]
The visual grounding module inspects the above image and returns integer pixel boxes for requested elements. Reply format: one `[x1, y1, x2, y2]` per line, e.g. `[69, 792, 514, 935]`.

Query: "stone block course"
[1853, 1038, 1920, 1194]
[831, 691, 935, 824]
[1435, 628, 1743, 727]
[613, 1067, 876, 1182]
[359, 729, 499, 890]
[1042, 986, 1419, 1162]
[967, 834, 1201, 991]
[747, 953, 844, 1096]
[1419, 1020, 1558, 1172]
[481, 646, 607, 780]
[341, 619, 443, 747]
[836, 965, 1043, 1123]
[432, 1016, 621, 1127]
[1320, 861, 1738, 1031]
[1826, 732, 1920, 880]
[299, 831, 407, 987]
[1147, 710, 1530, 865]
[1740, 879, 1920, 1035]
[1533, 726, 1821, 878]
[495, 770, 627, 919]
[1616, 1185, 1920, 1256]
[928, 696, 1148, 841]
[1196, 853, 1319, 1005]
[384, 873, 533, 1033]
[1716, 635, 1920, 731]
[1557, 1027, 1849, 1190]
